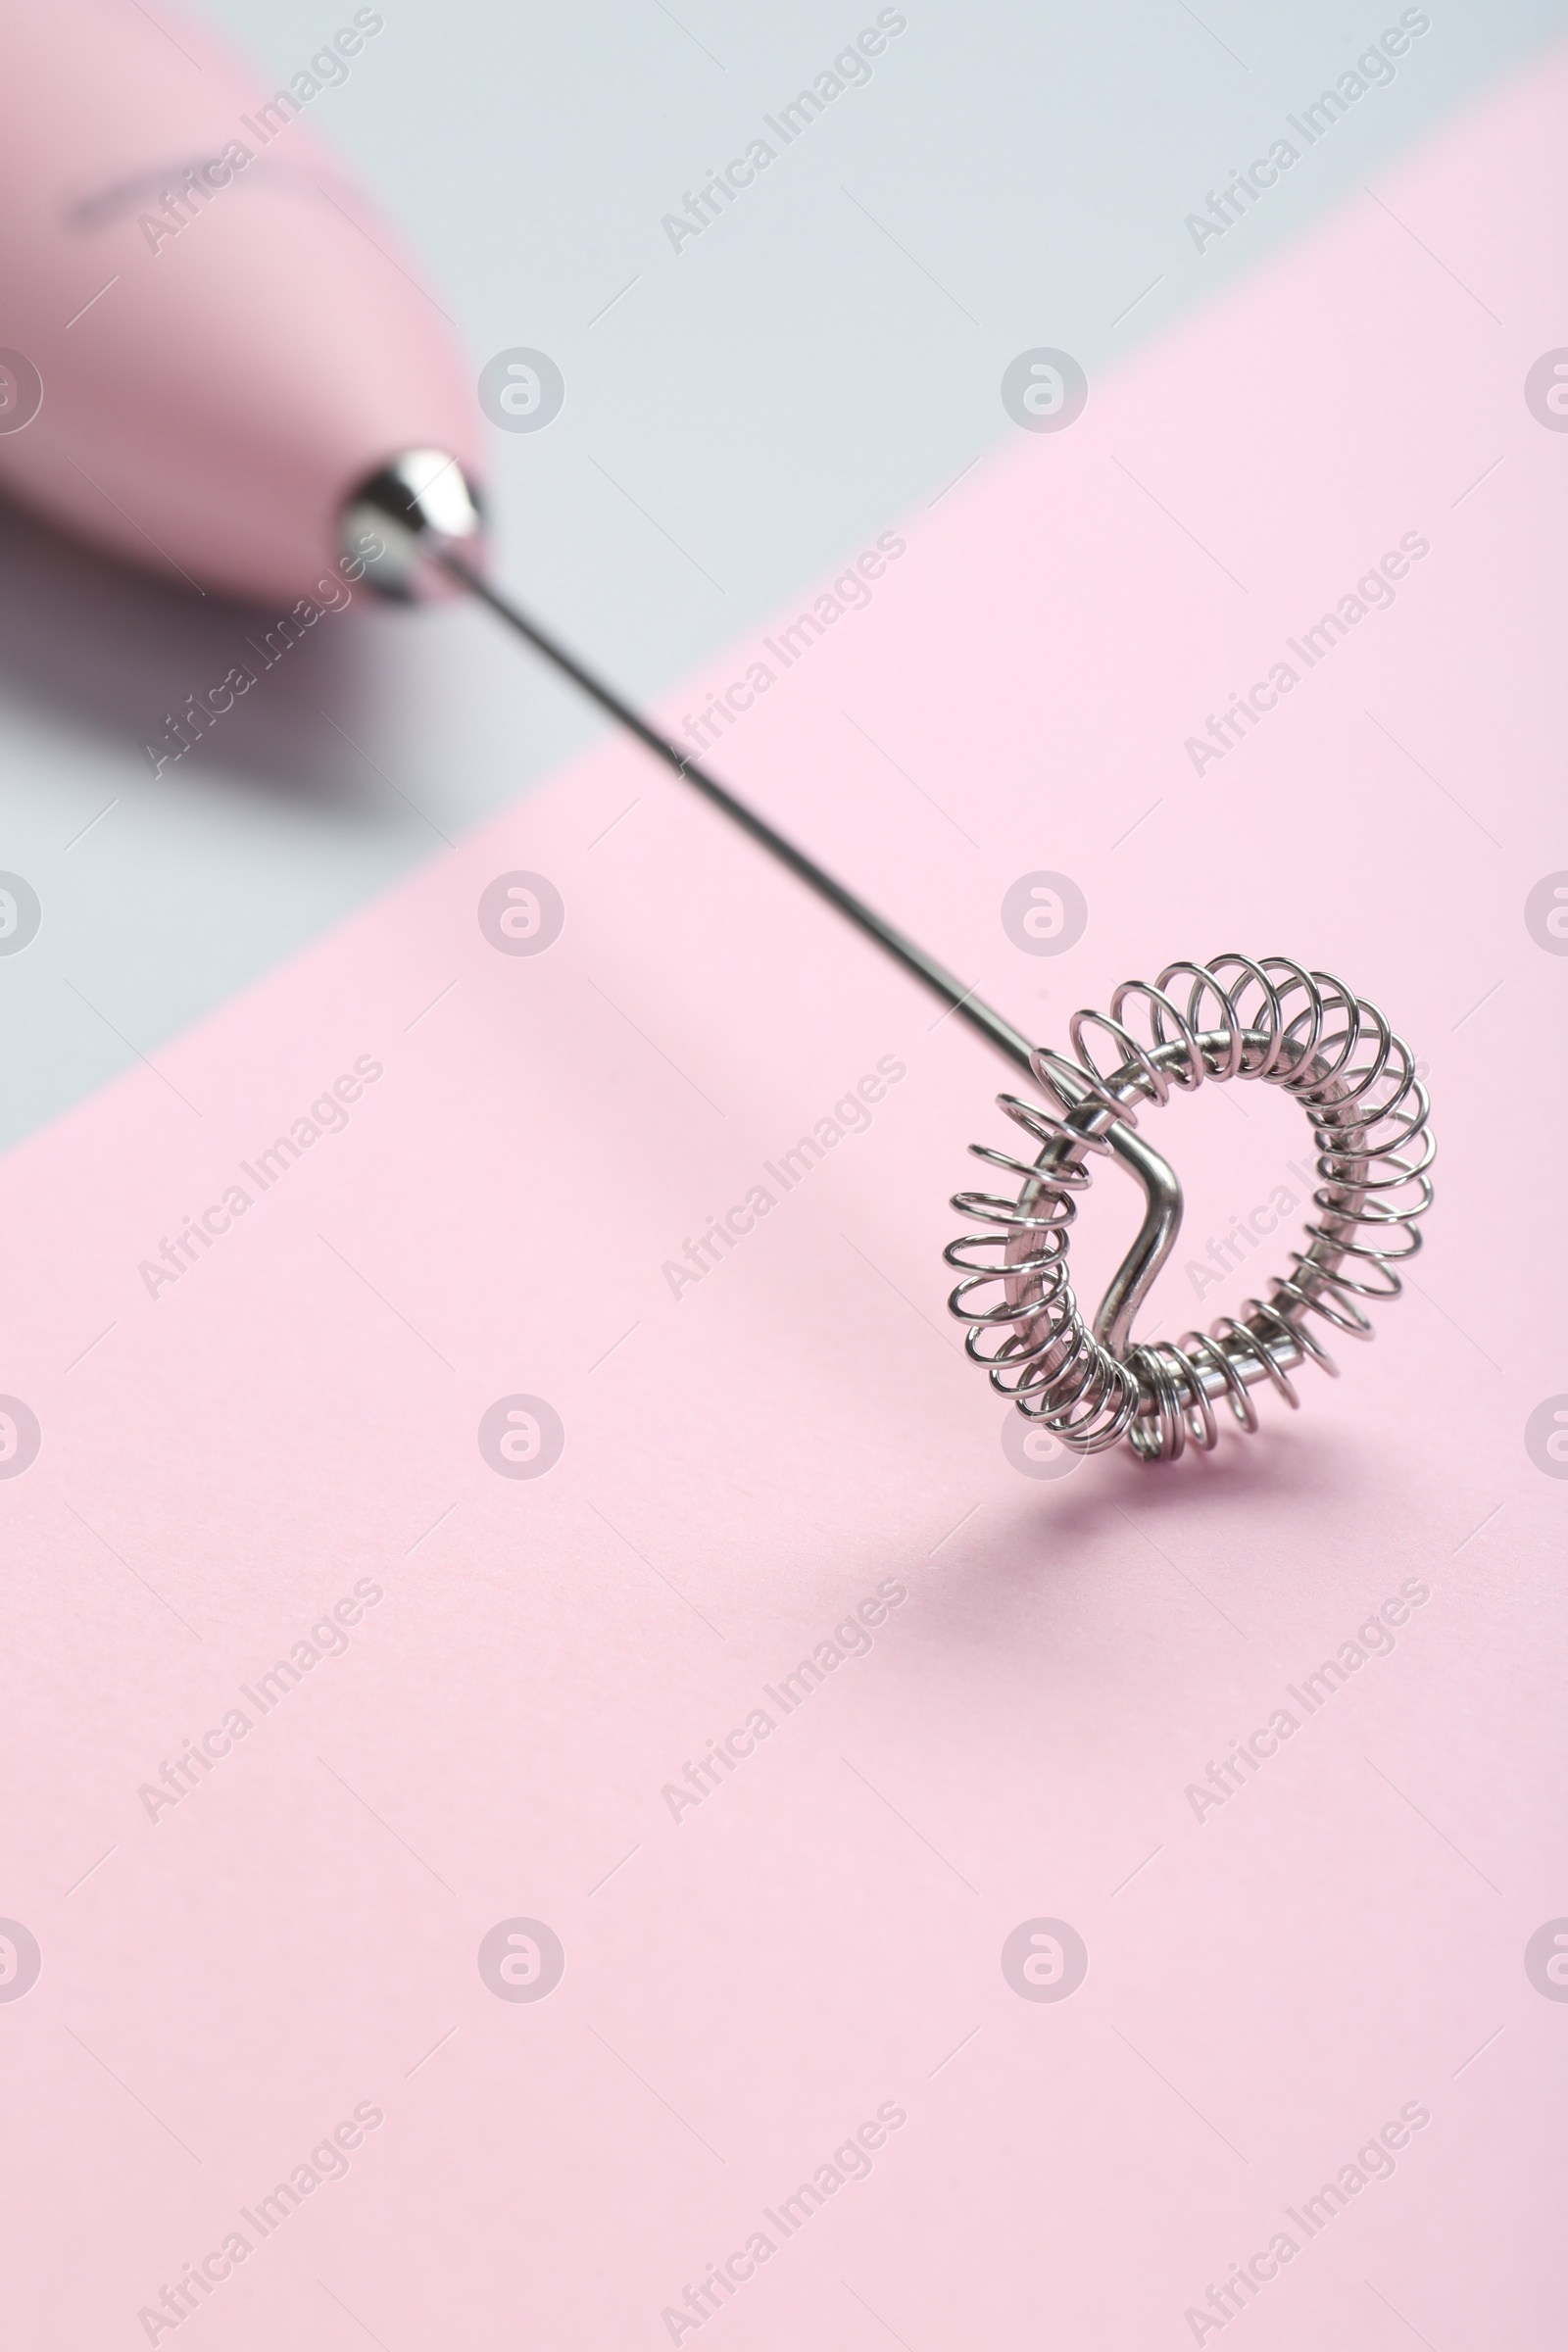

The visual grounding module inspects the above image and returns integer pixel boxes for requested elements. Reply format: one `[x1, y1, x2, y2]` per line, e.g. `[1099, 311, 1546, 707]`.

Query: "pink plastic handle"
[0, 0, 481, 604]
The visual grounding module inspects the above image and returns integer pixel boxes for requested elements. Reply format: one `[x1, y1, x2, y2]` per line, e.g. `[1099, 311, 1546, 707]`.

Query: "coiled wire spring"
[944, 956, 1435, 1462]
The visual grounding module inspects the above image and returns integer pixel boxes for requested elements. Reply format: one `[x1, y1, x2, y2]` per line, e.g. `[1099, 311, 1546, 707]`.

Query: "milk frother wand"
[355, 465, 1437, 1464]
[0, 0, 1433, 1462]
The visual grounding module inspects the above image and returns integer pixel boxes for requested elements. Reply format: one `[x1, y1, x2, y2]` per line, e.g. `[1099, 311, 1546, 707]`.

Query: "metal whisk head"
[946, 957, 1435, 1461]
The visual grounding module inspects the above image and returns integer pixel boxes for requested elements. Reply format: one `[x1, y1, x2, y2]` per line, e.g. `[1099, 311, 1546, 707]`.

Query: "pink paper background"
[1, 48, 1564, 2352]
